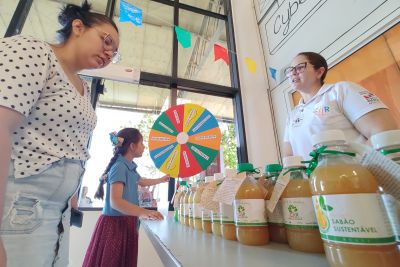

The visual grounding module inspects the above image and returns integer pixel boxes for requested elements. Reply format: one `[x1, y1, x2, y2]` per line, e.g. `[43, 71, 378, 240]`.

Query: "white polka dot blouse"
[0, 35, 97, 178]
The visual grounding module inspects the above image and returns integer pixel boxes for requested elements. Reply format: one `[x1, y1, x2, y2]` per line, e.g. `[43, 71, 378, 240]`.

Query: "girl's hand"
[160, 175, 170, 183]
[141, 209, 164, 220]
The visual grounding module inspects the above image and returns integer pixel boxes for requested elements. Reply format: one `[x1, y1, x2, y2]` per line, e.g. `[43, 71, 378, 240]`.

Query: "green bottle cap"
[264, 164, 282, 173]
[237, 163, 254, 172]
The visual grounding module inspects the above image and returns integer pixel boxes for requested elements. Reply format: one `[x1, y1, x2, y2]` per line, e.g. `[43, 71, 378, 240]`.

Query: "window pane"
[114, 0, 173, 76]
[79, 83, 171, 208]
[180, 0, 225, 15]
[178, 9, 231, 86]
[20, 0, 63, 42]
[177, 90, 237, 170]
[0, 0, 19, 37]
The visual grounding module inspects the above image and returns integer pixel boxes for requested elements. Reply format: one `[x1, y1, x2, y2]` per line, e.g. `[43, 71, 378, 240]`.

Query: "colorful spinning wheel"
[149, 104, 221, 178]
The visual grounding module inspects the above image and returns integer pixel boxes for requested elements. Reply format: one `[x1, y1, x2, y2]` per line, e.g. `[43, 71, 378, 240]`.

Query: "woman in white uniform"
[283, 52, 398, 159]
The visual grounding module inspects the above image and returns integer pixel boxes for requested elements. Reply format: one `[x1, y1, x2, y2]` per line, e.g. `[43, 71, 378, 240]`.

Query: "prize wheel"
[149, 104, 221, 178]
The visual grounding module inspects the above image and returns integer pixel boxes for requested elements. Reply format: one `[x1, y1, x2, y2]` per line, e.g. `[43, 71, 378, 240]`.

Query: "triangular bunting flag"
[120, 0, 142, 26]
[245, 57, 257, 74]
[269, 67, 277, 80]
[175, 26, 191, 48]
[214, 44, 229, 65]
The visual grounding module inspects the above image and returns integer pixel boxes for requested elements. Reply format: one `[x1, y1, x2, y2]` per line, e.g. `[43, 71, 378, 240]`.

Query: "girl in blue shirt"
[83, 128, 169, 267]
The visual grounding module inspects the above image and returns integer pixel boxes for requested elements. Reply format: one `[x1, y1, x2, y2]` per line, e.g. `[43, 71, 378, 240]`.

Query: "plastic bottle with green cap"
[193, 179, 206, 231]
[175, 181, 187, 223]
[310, 130, 399, 266]
[371, 129, 400, 245]
[178, 181, 189, 224]
[281, 156, 324, 253]
[182, 182, 192, 226]
[201, 176, 215, 233]
[263, 164, 287, 243]
[188, 182, 198, 228]
[212, 173, 224, 236]
[234, 163, 269, 245]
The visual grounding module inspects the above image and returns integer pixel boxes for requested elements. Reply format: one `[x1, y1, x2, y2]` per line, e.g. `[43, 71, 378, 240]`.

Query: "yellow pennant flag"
[245, 57, 257, 74]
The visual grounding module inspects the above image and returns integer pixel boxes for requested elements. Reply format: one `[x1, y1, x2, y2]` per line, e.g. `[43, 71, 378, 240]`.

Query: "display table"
[141, 214, 329, 267]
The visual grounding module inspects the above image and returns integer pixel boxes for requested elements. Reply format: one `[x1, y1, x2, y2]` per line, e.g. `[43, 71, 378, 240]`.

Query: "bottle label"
[266, 200, 284, 225]
[202, 208, 211, 221]
[192, 203, 202, 219]
[282, 197, 318, 229]
[211, 212, 221, 223]
[220, 203, 235, 224]
[188, 203, 193, 218]
[312, 194, 396, 245]
[183, 203, 190, 217]
[234, 199, 268, 226]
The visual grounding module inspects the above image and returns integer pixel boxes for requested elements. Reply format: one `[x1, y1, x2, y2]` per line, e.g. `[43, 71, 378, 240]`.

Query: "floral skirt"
[82, 215, 139, 267]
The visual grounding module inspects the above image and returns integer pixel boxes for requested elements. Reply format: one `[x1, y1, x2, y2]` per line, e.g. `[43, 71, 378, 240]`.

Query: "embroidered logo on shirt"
[291, 108, 304, 127]
[313, 105, 331, 116]
[359, 91, 380, 105]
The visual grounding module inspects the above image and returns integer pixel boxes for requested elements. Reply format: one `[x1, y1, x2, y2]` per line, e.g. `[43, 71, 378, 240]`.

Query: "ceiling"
[0, 0, 233, 120]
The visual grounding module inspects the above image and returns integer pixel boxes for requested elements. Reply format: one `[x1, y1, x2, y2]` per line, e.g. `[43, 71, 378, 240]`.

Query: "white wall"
[69, 211, 163, 267]
[231, 0, 280, 166]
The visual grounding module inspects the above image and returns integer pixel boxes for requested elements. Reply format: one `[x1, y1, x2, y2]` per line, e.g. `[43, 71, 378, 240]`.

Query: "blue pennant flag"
[269, 67, 277, 80]
[120, 0, 142, 27]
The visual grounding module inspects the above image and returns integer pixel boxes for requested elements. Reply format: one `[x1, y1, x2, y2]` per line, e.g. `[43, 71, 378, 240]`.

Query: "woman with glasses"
[0, 1, 119, 266]
[282, 52, 397, 159]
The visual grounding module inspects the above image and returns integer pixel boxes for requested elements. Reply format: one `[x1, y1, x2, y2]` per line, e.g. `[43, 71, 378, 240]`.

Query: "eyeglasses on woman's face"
[93, 27, 121, 64]
[284, 62, 308, 77]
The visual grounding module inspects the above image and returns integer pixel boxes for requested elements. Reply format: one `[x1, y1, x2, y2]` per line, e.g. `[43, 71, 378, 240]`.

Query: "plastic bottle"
[264, 164, 287, 243]
[182, 183, 192, 226]
[201, 176, 215, 233]
[193, 180, 206, 230]
[281, 156, 324, 253]
[310, 130, 399, 266]
[175, 181, 187, 222]
[220, 170, 237, 240]
[178, 181, 189, 224]
[188, 183, 197, 228]
[211, 173, 224, 236]
[371, 130, 400, 244]
[234, 163, 269, 245]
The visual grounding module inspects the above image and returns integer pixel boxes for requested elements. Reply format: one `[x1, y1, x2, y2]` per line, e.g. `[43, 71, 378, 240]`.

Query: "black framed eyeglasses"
[93, 28, 121, 64]
[284, 62, 308, 77]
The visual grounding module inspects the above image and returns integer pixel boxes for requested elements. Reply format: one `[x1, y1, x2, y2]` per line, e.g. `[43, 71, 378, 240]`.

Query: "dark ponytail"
[57, 0, 118, 43]
[94, 128, 143, 200]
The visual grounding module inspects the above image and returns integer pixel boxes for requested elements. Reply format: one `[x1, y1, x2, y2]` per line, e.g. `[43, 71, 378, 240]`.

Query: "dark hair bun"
[58, 1, 92, 27]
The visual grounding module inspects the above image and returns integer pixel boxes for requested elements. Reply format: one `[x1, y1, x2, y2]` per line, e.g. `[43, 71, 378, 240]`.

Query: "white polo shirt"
[0, 35, 97, 178]
[283, 82, 387, 160]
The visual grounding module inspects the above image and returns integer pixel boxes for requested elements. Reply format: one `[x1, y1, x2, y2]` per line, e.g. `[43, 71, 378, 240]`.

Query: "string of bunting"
[119, 0, 259, 74]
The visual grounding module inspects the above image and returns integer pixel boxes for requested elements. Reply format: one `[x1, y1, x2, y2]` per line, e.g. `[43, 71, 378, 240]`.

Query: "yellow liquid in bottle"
[183, 191, 190, 226]
[177, 191, 185, 224]
[220, 202, 237, 241]
[265, 182, 287, 243]
[188, 188, 196, 228]
[193, 186, 205, 231]
[235, 178, 269, 246]
[211, 212, 222, 236]
[202, 220, 212, 233]
[282, 178, 324, 253]
[311, 164, 400, 267]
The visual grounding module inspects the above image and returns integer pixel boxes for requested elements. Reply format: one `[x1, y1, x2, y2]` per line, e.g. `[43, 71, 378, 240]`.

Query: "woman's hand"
[140, 209, 164, 220]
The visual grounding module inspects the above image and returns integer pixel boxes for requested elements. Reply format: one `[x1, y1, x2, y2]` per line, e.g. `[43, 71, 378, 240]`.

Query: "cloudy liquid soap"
[234, 163, 269, 245]
[193, 181, 205, 230]
[310, 130, 399, 267]
[264, 164, 287, 243]
[281, 156, 324, 253]
[201, 176, 215, 233]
